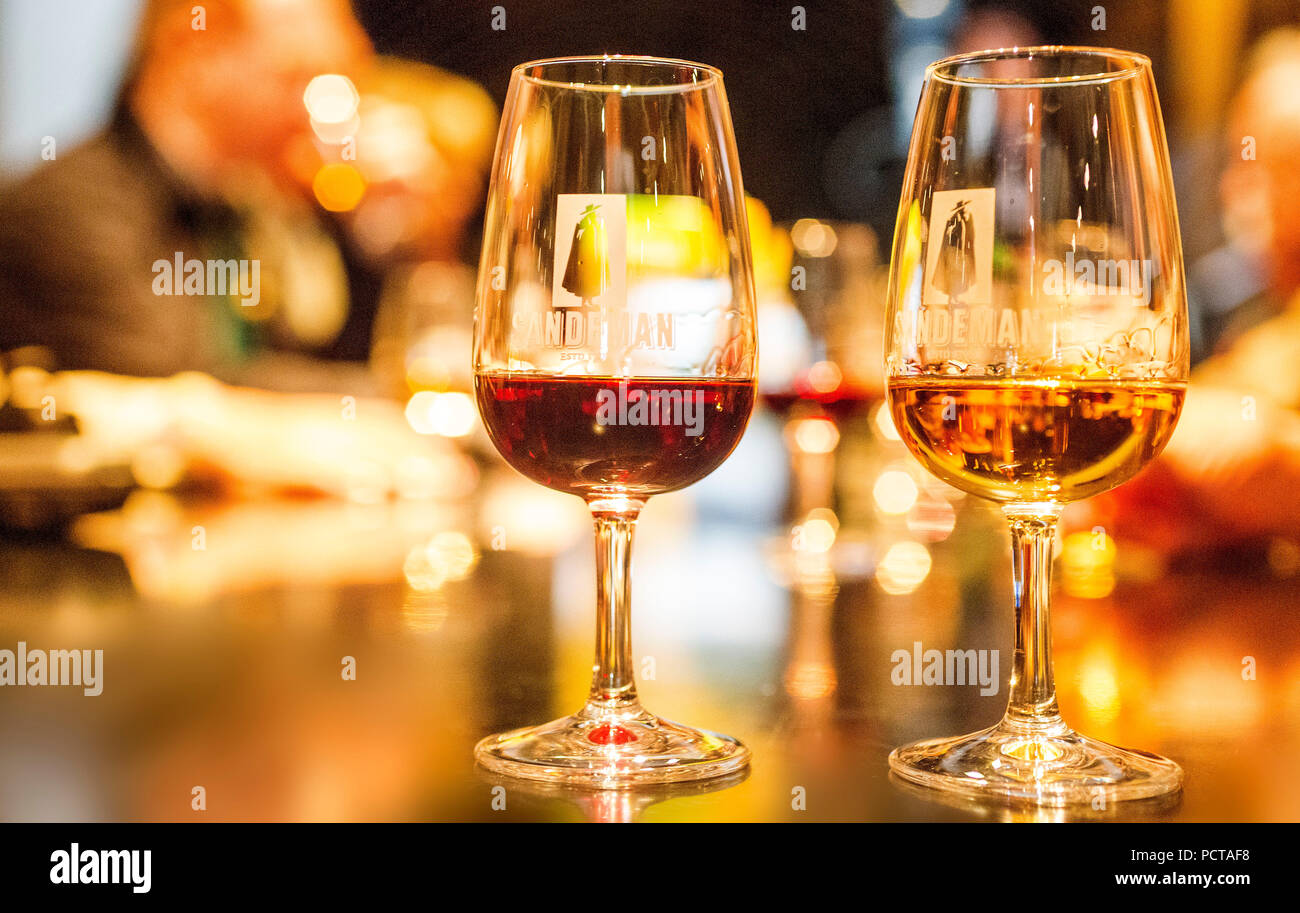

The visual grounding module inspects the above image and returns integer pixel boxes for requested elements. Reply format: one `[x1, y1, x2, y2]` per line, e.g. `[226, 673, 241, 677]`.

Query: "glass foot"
[889, 719, 1183, 806]
[474, 704, 750, 789]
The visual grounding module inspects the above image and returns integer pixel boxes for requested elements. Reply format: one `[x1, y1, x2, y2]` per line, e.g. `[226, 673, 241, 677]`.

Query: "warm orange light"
[312, 163, 366, 212]
[304, 74, 360, 124]
[405, 391, 477, 438]
[874, 469, 919, 515]
[1061, 530, 1117, 599]
[906, 496, 956, 541]
[1074, 646, 1122, 725]
[791, 416, 840, 454]
[873, 402, 902, 441]
[785, 661, 837, 700]
[806, 360, 842, 394]
[356, 100, 434, 181]
[875, 541, 932, 594]
[790, 218, 838, 257]
[794, 509, 838, 554]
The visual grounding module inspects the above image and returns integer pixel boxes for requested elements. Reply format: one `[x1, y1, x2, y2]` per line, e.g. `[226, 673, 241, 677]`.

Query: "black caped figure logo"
[933, 198, 976, 302]
[561, 203, 611, 305]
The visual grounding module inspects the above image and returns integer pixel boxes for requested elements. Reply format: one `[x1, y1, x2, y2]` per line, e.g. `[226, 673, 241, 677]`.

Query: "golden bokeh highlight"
[875, 541, 932, 594]
[312, 163, 367, 212]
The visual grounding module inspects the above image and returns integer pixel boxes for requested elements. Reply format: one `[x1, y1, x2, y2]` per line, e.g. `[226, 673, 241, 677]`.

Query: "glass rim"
[511, 54, 723, 94]
[928, 45, 1152, 87]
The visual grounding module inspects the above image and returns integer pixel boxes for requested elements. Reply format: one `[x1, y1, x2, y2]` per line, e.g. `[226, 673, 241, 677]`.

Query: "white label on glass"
[552, 193, 627, 310]
[923, 187, 995, 307]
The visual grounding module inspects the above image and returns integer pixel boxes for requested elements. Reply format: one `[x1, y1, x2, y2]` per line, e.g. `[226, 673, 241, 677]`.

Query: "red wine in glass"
[476, 372, 754, 497]
[761, 384, 879, 422]
[471, 55, 756, 786]
[761, 360, 880, 423]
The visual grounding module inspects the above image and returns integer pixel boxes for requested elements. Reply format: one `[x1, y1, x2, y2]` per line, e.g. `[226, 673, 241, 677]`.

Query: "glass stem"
[587, 497, 644, 710]
[1002, 504, 1064, 731]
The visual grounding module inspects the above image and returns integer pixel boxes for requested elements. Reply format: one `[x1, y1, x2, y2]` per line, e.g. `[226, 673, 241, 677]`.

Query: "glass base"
[474, 704, 750, 789]
[888, 718, 1183, 806]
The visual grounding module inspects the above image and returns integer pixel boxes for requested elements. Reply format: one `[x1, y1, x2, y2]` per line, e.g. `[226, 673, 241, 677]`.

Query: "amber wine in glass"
[884, 47, 1189, 804]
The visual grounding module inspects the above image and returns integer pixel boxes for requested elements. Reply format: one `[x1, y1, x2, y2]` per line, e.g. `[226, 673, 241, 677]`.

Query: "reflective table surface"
[1, 406, 1296, 822]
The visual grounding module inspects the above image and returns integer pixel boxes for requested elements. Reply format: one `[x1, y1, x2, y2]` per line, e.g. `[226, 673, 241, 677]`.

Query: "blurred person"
[1187, 29, 1300, 361]
[0, 0, 376, 391]
[1089, 30, 1300, 558]
[0, 3, 497, 515]
[949, 6, 1041, 57]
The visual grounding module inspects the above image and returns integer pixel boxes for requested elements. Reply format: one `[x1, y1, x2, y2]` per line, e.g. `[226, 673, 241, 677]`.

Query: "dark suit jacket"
[0, 109, 377, 393]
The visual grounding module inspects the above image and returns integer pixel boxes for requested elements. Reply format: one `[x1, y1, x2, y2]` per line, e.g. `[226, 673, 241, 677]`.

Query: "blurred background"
[0, 0, 1298, 821]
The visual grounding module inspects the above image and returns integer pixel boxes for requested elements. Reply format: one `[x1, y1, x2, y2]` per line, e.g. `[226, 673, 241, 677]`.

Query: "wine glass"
[883, 47, 1189, 804]
[471, 56, 756, 786]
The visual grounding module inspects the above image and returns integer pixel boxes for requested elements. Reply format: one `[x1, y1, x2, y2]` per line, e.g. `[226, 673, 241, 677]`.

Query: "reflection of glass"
[884, 48, 1190, 804]
[472, 56, 757, 786]
[760, 220, 890, 575]
[888, 774, 1182, 821]
[779, 546, 839, 723]
[480, 770, 749, 822]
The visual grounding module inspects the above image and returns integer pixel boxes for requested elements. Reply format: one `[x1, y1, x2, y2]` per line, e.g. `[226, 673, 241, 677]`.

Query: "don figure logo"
[561, 203, 611, 305]
[933, 198, 976, 302]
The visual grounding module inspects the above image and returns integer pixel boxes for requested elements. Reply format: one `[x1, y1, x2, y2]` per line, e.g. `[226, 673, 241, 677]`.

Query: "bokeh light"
[875, 540, 932, 594]
[304, 74, 360, 124]
[405, 391, 477, 438]
[790, 416, 840, 454]
[874, 468, 920, 515]
[312, 163, 367, 212]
